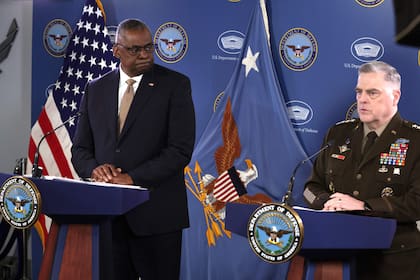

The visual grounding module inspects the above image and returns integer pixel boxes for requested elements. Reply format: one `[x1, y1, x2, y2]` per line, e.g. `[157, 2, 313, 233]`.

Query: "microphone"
[32, 112, 82, 178]
[282, 139, 335, 205]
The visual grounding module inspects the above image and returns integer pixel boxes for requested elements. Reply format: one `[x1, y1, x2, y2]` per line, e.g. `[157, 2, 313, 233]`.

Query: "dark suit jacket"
[71, 64, 195, 236]
[304, 113, 420, 279]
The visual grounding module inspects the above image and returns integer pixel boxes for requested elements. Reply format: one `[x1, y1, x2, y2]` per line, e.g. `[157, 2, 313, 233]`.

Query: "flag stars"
[99, 58, 108, 70]
[64, 82, 70, 93]
[89, 56, 97, 67]
[75, 69, 83, 80]
[93, 24, 101, 35]
[67, 117, 76, 127]
[72, 84, 80, 95]
[73, 35, 80, 46]
[60, 98, 68, 108]
[102, 27, 109, 38]
[85, 71, 94, 82]
[109, 61, 118, 70]
[66, 67, 74, 77]
[76, 20, 84, 30]
[54, 80, 61, 90]
[82, 37, 90, 48]
[94, 7, 103, 18]
[91, 40, 99, 51]
[85, 5, 94, 16]
[101, 42, 109, 53]
[242, 46, 260, 77]
[83, 21, 92, 32]
[69, 100, 78, 111]
[69, 51, 77, 61]
[78, 54, 86, 64]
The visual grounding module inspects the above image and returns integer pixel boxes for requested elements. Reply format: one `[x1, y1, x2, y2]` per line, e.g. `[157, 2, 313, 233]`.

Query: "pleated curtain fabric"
[119, 79, 135, 134]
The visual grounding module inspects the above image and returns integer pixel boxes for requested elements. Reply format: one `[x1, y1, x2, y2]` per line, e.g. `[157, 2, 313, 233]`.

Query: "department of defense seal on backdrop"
[0, 176, 41, 229]
[279, 27, 318, 71]
[154, 22, 188, 63]
[248, 203, 303, 263]
[346, 102, 359, 120]
[43, 19, 72, 57]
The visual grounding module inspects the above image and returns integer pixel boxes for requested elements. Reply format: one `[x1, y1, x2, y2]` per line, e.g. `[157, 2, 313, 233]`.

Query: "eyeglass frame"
[115, 42, 155, 55]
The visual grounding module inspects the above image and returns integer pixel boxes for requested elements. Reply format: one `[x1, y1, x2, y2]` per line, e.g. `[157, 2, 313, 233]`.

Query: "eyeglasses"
[116, 42, 155, 55]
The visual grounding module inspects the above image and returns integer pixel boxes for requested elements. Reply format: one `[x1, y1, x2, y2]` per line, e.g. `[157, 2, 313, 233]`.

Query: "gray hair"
[358, 61, 401, 88]
[115, 19, 150, 42]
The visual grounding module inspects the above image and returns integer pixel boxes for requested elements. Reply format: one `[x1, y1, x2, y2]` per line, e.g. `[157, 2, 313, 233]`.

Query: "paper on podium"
[42, 175, 147, 190]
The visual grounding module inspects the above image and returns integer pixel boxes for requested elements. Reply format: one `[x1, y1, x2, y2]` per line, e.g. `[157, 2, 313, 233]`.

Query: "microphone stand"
[282, 140, 334, 205]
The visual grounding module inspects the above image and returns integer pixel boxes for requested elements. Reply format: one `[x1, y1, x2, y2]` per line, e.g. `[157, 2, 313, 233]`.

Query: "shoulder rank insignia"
[412, 123, 420, 130]
[335, 119, 356, 126]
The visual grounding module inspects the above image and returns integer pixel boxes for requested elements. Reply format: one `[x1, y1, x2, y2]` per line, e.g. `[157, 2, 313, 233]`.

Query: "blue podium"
[225, 203, 396, 280]
[0, 173, 149, 280]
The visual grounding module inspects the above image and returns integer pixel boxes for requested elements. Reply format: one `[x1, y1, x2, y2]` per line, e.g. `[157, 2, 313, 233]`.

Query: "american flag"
[27, 0, 118, 246]
[213, 166, 247, 202]
[28, 0, 118, 178]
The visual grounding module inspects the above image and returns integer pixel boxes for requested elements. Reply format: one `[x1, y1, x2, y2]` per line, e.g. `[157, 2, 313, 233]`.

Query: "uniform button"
[116, 149, 120, 153]
[387, 177, 391, 182]
[356, 174, 362, 180]
[328, 169, 333, 174]
[401, 244, 405, 249]
[353, 190, 360, 196]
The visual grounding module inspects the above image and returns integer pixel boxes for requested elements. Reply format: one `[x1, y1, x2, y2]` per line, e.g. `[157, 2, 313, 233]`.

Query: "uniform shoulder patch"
[402, 119, 420, 130]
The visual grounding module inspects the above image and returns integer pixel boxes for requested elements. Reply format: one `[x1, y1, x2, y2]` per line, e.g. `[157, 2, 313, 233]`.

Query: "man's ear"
[112, 45, 120, 58]
[392, 89, 401, 106]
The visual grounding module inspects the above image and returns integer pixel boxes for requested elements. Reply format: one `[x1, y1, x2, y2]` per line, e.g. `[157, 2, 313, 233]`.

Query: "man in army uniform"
[304, 61, 420, 280]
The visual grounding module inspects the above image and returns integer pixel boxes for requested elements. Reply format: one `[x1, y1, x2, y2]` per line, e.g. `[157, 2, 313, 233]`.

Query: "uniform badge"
[393, 168, 400, 175]
[379, 142, 408, 166]
[378, 165, 388, 173]
[338, 145, 350, 153]
[381, 187, 394, 197]
[328, 181, 335, 193]
[331, 154, 345, 160]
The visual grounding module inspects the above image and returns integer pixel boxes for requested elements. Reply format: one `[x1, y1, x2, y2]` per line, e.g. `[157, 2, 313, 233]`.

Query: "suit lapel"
[102, 70, 120, 137]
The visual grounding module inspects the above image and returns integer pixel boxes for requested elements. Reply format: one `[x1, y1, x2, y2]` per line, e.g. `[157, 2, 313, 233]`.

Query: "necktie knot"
[126, 79, 135, 86]
[363, 131, 377, 154]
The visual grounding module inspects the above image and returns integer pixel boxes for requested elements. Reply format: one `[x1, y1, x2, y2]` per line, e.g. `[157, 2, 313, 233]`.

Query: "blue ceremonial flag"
[181, 0, 310, 279]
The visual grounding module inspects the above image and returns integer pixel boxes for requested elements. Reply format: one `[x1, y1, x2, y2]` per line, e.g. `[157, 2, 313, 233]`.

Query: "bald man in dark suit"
[71, 19, 195, 280]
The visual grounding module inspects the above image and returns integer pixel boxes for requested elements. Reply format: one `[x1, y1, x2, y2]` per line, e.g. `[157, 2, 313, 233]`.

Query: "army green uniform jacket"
[304, 113, 420, 280]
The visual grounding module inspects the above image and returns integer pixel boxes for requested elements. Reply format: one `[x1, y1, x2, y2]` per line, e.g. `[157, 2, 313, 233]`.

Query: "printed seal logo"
[154, 22, 188, 63]
[0, 176, 41, 229]
[355, 0, 384, 8]
[248, 203, 303, 263]
[346, 102, 359, 120]
[351, 37, 384, 62]
[286, 100, 314, 125]
[279, 27, 318, 71]
[106, 25, 118, 45]
[217, 30, 245, 55]
[43, 19, 72, 57]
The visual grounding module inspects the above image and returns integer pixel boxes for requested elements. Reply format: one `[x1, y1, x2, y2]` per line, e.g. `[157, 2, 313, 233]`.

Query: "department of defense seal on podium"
[248, 203, 303, 263]
[0, 176, 41, 229]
